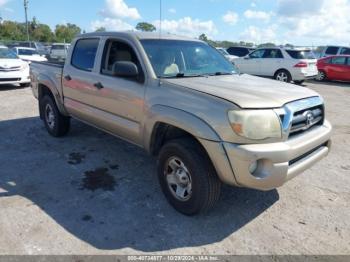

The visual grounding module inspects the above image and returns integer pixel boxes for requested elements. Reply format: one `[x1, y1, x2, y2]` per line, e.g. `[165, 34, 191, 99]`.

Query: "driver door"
[236, 49, 265, 75]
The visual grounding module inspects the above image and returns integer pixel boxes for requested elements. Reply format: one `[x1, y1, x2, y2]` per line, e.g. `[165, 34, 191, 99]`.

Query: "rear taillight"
[294, 62, 308, 68]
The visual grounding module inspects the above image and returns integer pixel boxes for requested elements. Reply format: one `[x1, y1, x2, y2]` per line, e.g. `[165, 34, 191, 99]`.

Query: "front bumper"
[200, 120, 332, 191]
[0, 69, 30, 85]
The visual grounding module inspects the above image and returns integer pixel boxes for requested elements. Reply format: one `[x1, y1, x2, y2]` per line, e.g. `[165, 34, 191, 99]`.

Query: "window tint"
[340, 47, 350, 55]
[101, 40, 142, 77]
[330, 57, 346, 65]
[249, 49, 265, 59]
[263, 49, 284, 58]
[227, 47, 250, 57]
[286, 50, 315, 59]
[347, 58, 350, 66]
[325, 46, 339, 55]
[71, 39, 99, 71]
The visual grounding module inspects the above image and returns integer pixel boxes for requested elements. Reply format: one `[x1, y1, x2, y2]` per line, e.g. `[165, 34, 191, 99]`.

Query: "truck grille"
[289, 105, 324, 136]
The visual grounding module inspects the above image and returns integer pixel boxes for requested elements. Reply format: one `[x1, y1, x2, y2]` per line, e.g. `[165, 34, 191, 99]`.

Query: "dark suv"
[227, 46, 256, 57]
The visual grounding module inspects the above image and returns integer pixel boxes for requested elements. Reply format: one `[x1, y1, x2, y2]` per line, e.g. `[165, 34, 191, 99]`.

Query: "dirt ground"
[0, 81, 349, 255]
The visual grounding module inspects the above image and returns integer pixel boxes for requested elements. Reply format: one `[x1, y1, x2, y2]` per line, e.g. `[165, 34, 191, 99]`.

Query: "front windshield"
[0, 48, 18, 59]
[18, 49, 39, 56]
[141, 40, 236, 78]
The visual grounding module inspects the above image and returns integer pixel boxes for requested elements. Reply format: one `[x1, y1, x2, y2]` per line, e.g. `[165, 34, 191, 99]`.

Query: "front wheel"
[274, 70, 292, 83]
[157, 138, 222, 216]
[40, 95, 70, 137]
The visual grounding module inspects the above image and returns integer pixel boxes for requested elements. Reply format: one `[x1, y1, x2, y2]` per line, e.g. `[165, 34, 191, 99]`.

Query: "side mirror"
[112, 61, 139, 78]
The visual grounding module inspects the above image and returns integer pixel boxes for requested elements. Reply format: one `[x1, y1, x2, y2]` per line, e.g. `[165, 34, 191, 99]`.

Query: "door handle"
[94, 82, 104, 90]
[64, 75, 72, 81]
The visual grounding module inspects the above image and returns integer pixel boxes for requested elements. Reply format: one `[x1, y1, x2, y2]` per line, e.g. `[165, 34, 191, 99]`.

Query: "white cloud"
[168, 8, 176, 14]
[251, 2, 257, 8]
[153, 17, 217, 38]
[222, 11, 239, 25]
[244, 10, 272, 21]
[100, 0, 141, 20]
[0, 0, 9, 7]
[277, 0, 350, 44]
[91, 18, 133, 31]
[240, 25, 277, 43]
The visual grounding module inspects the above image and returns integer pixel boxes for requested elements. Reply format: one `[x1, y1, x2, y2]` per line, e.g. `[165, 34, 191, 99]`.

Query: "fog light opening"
[249, 161, 258, 174]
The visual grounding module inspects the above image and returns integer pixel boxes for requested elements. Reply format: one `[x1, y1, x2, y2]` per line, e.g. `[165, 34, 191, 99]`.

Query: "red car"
[317, 55, 350, 82]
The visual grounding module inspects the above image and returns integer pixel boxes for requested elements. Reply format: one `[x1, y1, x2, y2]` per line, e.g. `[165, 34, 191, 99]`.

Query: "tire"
[316, 70, 326, 81]
[274, 69, 292, 83]
[294, 80, 304, 85]
[20, 83, 31, 87]
[40, 95, 70, 137]
[157, 138, 222, 215]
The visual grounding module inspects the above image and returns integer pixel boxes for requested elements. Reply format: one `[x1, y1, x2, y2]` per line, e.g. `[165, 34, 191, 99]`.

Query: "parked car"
[320, 46, 350, 58]
[49, 43, 70, 61]
[12, 47, 48, 62]
[227, 46, 255, 57]
[0, 46, 30, 87]
[30, 32, 332, 215]
[7, 41, 49, 56]
[316, 55, 350, 82]
[233, 47, 318, 84]
[216, 47, 238, 62]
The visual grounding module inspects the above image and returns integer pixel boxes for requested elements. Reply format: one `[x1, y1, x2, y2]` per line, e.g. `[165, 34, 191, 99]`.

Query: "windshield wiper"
[161, 73, 204, 78]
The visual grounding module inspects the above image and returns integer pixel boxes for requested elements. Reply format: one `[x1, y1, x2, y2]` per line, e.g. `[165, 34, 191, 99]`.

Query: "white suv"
[234, 47, 318, 84]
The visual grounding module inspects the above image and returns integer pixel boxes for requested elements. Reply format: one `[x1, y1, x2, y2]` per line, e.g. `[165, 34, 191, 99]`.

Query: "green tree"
[136, 22, 156, 32]
[54, 23, 81, 43]
[95, 27, 106, 32]
[199, 33, 208, 42]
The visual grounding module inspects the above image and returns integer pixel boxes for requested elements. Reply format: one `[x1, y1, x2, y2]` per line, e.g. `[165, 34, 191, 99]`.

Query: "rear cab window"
[71, 38, 99, 71]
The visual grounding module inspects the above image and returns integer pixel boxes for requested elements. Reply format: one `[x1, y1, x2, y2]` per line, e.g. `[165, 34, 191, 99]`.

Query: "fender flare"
[37, 75, 69, 116]
[143, 105, 221, 152]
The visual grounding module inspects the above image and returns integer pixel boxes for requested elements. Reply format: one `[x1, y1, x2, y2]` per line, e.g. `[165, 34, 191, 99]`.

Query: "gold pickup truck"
[30, 32, 332, 215]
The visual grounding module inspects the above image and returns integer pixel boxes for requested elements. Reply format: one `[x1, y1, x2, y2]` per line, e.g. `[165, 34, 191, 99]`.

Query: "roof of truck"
[78, 31, 202, 42]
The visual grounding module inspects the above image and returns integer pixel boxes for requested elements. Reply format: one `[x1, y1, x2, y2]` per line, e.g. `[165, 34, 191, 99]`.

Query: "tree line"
[0, 17, 82, 43]
[0, 19, 298, 49]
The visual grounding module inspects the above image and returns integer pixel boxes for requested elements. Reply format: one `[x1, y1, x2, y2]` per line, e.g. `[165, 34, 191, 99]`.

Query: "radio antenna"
[159, 0, 162, 39]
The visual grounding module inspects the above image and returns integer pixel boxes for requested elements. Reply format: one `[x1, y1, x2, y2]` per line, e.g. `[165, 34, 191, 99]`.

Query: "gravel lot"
[0, 81, 349, 255]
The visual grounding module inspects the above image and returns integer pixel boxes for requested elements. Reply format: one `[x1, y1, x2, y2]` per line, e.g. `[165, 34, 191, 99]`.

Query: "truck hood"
[164, 74, 319, 109]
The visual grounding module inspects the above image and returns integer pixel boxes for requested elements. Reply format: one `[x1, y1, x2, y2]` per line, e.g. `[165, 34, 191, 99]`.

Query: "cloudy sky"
[1, 0, 350, 46]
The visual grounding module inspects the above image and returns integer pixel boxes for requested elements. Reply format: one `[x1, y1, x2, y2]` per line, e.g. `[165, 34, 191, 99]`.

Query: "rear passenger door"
[259, 49, 284, 77]
[328, 56, 348, 80]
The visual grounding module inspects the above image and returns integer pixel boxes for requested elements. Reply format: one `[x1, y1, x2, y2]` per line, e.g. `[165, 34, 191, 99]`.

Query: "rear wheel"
[316, 70, 326, 81]
[41, 95, 70, 137]
[157, 138, 222, 216]
[274, 70, 292, 83]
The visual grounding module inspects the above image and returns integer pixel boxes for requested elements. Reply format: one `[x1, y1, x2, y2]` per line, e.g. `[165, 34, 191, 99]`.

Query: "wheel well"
[274, 68, 290, 76]
[150, 123, 200, 156]
[38, 84, 55, 119]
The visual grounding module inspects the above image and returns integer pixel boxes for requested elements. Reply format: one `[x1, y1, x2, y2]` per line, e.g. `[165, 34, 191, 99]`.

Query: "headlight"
[21, 63, 29, 70]
[228, 110, 282, 140]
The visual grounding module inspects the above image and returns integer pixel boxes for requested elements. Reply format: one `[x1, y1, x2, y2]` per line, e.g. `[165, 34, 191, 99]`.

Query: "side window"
[325, 46, 339, 55]
[249, 49, 265, 59]
[263, 49, 283, 58]
[347, 58, 350, 66]
[340, 48, 350, 55]
[330, 57, 346, 65]
[71, 38, 99, 71]
[101, 39, 144, 82]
